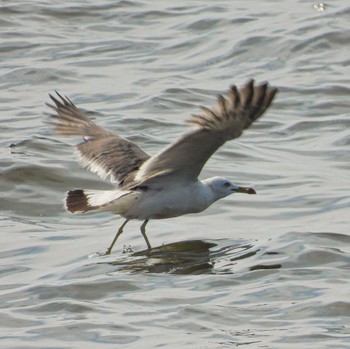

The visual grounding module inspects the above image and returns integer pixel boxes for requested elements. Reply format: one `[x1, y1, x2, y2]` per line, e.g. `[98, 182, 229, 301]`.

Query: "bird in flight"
[47, 80, 277, 255]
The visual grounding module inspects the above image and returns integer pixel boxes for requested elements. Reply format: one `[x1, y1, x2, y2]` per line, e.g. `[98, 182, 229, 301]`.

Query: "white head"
[204, 176, 256, 201]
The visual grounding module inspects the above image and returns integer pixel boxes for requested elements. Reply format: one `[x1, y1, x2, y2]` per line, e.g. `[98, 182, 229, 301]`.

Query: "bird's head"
[205, 176, 256, 200]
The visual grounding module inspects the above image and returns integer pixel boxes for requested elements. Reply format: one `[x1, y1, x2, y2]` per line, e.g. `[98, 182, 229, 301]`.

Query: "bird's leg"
[140, 219, 152, 250]
[105, 219, 130, 255]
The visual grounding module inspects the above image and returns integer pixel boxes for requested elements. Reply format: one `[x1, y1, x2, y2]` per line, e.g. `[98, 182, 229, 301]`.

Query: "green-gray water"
[1, 1, 349, 348]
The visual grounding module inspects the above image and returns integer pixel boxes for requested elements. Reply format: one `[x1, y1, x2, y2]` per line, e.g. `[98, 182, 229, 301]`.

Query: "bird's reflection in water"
[101, 239, 281, 274]
[109, 240, 217, 274]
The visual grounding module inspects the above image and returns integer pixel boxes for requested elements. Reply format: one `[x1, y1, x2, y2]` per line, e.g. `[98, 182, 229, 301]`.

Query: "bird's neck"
[199, 179, 220, 204]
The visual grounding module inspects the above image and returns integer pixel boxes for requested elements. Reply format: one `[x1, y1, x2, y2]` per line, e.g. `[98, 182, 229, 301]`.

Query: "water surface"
[1, 1, 349, 348]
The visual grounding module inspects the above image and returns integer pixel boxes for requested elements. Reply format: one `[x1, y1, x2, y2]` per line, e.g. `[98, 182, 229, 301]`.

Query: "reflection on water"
[101, 239, 282, 274]
[109, 240, 217, 274]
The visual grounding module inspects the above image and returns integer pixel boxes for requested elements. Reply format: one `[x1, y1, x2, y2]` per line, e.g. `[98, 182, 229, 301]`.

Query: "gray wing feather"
[135, 80, 277, 185]
[46, 92, 150, 186]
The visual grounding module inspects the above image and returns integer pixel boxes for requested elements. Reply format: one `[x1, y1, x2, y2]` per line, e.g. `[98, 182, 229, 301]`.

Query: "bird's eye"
[224, 182, 230, 187]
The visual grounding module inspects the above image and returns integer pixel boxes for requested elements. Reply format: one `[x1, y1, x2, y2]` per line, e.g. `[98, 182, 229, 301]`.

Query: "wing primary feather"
[253, 82, 268, 107]
[228, 85, 240, 109]
[200, 106, 222, 123]
[240, 79, 254, 106]
[217, 94, 229, 120]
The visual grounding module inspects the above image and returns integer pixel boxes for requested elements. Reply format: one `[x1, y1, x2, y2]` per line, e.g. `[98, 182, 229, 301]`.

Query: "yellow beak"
[236, 186, 256, 195]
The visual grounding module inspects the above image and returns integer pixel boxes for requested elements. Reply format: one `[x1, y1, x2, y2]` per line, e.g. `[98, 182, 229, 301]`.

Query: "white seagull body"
[47, 80, 277, 254]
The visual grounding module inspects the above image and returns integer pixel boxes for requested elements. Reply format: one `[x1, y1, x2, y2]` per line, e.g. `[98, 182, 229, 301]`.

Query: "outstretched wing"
[134, 80, 277, 186]
[46, 92, 150, 187]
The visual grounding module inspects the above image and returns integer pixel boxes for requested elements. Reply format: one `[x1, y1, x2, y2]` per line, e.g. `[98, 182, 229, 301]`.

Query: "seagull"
[46, 80, 277, 255]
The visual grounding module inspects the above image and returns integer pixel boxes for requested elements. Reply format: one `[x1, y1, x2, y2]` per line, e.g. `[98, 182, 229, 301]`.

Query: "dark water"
[1, 1, 349, 348]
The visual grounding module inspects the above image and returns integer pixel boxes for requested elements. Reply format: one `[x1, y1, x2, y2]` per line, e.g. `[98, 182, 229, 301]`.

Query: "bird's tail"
[65, 189, 135, 214]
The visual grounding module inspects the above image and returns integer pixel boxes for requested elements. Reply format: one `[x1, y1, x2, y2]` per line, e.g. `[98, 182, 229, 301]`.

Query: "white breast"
[125, 181, 215, 220]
